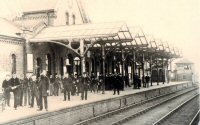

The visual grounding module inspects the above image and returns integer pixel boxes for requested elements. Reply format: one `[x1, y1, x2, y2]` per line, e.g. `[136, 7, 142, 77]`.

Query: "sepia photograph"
[0, 0, 199, 124]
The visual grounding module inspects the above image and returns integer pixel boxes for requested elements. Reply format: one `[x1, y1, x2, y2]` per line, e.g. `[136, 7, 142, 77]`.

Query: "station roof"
[30, 22, 132, 42]
[29, 21, 181, 59]
[0, 18, 22, 39]
[129, 27, 148, 47]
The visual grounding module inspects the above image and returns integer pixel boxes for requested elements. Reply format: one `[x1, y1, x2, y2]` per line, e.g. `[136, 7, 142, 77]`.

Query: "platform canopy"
[91, 27, 150, 53]
[30, 22, 132, 42]
[29, 21, 181, 59]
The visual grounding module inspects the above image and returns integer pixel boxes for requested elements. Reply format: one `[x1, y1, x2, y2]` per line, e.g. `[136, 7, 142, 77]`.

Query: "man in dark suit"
[62, 74, 73, 101]
[38, 70, 49, 111]
[21, 75, 29, 106]
[71, 74, 77, 96]
[90, 73, 95, 93]
[113, 73, 119, 95]
[2, 74, 11, 107]
[53, 74, 61, 96]
[10, 73, 20, 110]
[80, 72, 89, 100]
[145, 73, 150, 88]
[49, 75, 54, 96]
[133, 73, 140, 89]
[113, 73, 122, 95]
[29, 75, 39, 108]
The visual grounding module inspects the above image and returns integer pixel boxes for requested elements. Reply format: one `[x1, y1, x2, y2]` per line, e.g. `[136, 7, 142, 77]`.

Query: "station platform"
[0, 81, 195, 125]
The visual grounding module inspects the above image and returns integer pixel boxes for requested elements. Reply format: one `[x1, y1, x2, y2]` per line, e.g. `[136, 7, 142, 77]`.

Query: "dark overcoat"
[10, 77, 20, 92]
[38, 75, 49, 96]
[63, 77, 73, 91]
[80, 77, 89, 91]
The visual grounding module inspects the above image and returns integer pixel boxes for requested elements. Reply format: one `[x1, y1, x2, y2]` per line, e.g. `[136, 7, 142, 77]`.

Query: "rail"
[74, 85, 198, 125]
[153, 93, 199, 125]
[188, 109, 200, 125]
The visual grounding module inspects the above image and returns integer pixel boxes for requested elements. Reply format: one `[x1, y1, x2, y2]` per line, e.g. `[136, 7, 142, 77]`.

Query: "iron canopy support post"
[150, 55, 153, 86]
[142, 53, 145, 87]
[132, 51, 136, 88]
[162, 58, 165, 84]
[102, 43, 106, 94]
[156, 57, 159, 85]
[121, 49, 125, 90]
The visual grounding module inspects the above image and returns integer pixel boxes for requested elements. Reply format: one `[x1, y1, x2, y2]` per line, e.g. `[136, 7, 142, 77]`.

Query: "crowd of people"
[1, 70, 151, 111]
[1, 71, 103, 111]
[133, 73, 150, 89]
[104, 73, 150, 91]
[1, 71, 50, 111]
[105, 73, 130, 91]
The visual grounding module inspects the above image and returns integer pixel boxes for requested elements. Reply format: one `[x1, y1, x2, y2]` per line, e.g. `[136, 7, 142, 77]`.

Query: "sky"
[84, 0, 200, 73]
[0, 0, 199, 73]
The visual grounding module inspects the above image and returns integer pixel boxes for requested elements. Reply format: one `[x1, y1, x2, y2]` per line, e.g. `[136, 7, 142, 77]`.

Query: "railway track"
[189, 110, 200, 125]
[74, 85, 199, 125]
[153, 94, 199, 125]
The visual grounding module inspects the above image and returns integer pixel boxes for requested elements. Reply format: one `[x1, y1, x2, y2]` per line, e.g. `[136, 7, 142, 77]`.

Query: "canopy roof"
[129, 27, 148, 47]
[30, 22, 132, 42]
[29, 21, 181, 59]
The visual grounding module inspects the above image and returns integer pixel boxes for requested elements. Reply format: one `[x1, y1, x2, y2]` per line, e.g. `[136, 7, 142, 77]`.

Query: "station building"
[172, 58, 194, 82]
[0, 0, 181, 91]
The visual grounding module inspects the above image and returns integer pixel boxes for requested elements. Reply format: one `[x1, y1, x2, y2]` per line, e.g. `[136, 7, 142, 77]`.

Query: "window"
[11, 54, 16, 74]
[72, 14, 75, 24]
[66, 12, 69, 25]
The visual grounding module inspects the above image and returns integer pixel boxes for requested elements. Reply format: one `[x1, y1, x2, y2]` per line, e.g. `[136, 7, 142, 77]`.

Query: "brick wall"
[0, 38, 24, 89]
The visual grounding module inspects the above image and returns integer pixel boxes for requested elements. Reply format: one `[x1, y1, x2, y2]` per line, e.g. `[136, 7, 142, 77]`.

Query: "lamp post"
[74, 57, 80, 75]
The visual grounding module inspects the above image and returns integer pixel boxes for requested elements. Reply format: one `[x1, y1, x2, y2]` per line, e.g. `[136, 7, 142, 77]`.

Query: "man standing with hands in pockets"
[38, 70, 49, 111]
[62, 73, 73, 101]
